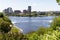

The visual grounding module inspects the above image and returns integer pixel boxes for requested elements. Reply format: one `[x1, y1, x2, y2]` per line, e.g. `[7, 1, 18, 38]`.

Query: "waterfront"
[9, 16, 55, 34]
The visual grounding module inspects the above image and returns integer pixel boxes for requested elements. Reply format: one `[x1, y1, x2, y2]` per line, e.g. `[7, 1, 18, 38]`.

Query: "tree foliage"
[56, 0, 60, 5]
[56, 0, 60, 3]
[50, 16, 60, 30]
[0, 13, 12, 33]
[0, 13, 24, 40]
[0, 21, 11, 33]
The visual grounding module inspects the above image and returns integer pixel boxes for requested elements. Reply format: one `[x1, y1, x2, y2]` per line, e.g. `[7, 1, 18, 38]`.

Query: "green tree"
[56, 0, 60, 5]
[0, 21, 11, 33]
[56, 0, 60, 3]
[50, 16, 60, 30]
[0, 13, 4, 17]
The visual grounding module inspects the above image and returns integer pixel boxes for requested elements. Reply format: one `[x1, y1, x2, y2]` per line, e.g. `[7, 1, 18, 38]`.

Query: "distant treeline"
[4, 11, 60, 17]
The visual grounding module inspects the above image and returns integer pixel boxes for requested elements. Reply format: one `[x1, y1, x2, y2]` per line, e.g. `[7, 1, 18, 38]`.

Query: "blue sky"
[0, 0, 60, 12]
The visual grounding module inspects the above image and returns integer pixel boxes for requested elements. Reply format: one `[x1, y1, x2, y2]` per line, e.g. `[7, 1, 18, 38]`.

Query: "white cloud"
[32, 3, 38, 6]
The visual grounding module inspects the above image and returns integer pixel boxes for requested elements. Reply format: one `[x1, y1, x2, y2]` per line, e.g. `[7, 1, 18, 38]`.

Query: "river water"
[9, 16, 55, 34]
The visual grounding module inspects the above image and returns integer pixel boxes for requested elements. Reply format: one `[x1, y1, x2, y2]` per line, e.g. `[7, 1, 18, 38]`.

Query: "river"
[9, 16, 55, 34]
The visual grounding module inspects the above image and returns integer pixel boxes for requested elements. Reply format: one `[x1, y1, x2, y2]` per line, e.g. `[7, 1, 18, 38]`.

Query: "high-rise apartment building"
[28, 6, 31, 14]
[3, 7, 13, 14]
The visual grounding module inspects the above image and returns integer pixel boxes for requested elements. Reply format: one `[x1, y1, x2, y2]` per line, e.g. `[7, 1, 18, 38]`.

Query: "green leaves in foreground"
[0, 13, 24, 40]
[51, 16, 60, 30]
[56, 0, 60, 5]
[0, 21, 11, 33]
[56, 0, 60, 3]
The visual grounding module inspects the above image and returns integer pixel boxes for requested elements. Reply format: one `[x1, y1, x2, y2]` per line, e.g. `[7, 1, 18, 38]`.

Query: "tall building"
[3, 9, 8, 13]
[7, 7, 13, 13]
[28, 6, 31, 14]
[14, 10, 21, 14]
[3, 7, 13, 14]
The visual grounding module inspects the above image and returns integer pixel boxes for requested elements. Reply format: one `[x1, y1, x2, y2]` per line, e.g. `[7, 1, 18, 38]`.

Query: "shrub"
[3, 16, 12, 24]
[50, 16, 60, 30]
[0, 13, 25, 40]
[0, 13, 4, 17]
[36, 27, 50, 35]
[0, 21, 11, 33]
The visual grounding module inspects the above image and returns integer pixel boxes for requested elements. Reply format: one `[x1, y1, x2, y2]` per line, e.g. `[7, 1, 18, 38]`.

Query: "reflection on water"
[9, 16, 54, 34]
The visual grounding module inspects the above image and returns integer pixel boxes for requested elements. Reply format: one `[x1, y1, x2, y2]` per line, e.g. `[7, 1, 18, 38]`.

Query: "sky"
[0, 0, 60, 12]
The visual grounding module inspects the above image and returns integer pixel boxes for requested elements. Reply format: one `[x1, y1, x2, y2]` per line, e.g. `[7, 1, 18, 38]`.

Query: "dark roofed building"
[23, 10, 28, 14]
[14, 10, 21, 14]
[38, 12, 46, 15]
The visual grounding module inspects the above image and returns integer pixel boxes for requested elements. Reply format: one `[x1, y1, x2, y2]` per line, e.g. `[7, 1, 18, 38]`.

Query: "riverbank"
[0, 13, 23, 40]
[12, 25, 23, 33]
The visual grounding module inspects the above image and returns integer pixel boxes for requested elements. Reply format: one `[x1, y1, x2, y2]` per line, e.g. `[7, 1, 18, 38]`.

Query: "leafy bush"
[51, 16, 60, 30]
[36, 27, 51, 35]
[0, 13, 12, 33]
[0, 21, 11, 33]
[3, 16, 12, 24]
[0, 13, 4, 17]
[0, 13, 24, 40]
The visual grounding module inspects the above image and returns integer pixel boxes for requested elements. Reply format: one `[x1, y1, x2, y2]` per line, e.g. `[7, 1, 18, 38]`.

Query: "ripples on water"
[9, 16, 54, 34]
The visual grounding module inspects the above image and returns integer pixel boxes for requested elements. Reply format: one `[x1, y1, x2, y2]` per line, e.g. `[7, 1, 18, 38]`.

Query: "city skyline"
[0, 0, 60, 12]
